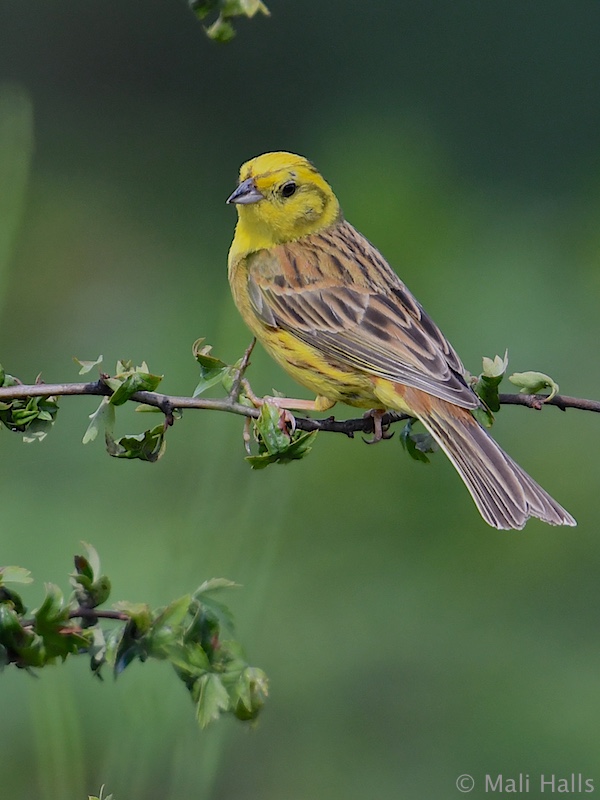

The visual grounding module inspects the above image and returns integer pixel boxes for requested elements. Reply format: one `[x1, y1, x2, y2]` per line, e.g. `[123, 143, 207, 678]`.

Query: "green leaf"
[81, 542, 101, 580]
[147, 626, 193, 664]
[0, 566, 33, 586]
[246, 402, 318, 468]
[73, 555, 94, 585]
[152, 594, 192, 632]
[472, 406, 494, 428]
[102, 626, 125, 673]
[110, 604, 152, 675]
[0, 369, 18, 388]
[73, 572, 111, 610]
[83, 397, 115, 444]
[190, 0, 270, 22]
[0, 391, 59, 440]
[161, 643, 194, 673]
[0, 588, 26, 617]
[205, 14, 236, 42]
[73, 355, 103, 375]
[399, 419, 437, 463]
[253, 401, 289, 452]
[115, 359, 132, 374]
[233, 666, 269, 721]
[185, 642, 212, 672]
[236, 0, 270, 17]
[134, 403, 162, 413]
[109, 371, 162, 406]
[105, 424, 166, 462]
[192, 592, 235, 634]
[88, 786, 113, 800]
[482, 352, 509, 379]
[196, 578, 239, 594]
[113, 602, 152, 633]
[195, 673, 230, 728]
[471, 351, 508, 418]
[0, 602, 39, 664]
[509, 371, 559, 400]
[193, 369, 232, 396]
[10, 632, 45, 668]
[192, 338, 227, 370]
[189, 0, 218, 20]
[33, 583, 85, 661]
[0, 603, 24, 640]
[90, 577, 112, 607]
[192, 338, 231, 396]
[24, 425, 53, 442]
[33, 583, 65, 623]
[112, 624, 143, 675]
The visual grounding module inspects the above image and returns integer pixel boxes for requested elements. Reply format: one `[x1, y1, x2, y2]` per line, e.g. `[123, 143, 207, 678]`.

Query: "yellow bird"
[227, 151, 575, 530]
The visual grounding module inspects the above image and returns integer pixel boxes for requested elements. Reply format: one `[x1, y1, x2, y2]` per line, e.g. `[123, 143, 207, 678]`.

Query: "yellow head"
[227, 152, 341, 254]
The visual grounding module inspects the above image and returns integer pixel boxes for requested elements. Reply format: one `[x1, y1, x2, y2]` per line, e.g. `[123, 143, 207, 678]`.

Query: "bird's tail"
[414, 400, 576, 530]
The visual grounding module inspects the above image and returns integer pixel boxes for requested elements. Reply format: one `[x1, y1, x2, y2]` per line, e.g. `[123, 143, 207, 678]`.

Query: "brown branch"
[20, 607, 130, 629]
[0, 381, 597, 438]
[68, 607, 129, 622]
[498, 392, 600, 413]
[227, 337, 256, 403]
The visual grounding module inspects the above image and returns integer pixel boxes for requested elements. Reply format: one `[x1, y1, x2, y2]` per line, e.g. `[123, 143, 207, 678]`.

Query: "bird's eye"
[281, 181, 297, 199]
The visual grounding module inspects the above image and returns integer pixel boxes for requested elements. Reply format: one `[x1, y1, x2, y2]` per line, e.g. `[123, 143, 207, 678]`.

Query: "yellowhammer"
[226, 151, 575, 530]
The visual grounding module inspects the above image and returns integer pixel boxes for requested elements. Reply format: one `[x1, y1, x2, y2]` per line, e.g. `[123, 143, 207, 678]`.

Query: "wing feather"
[246, 220, 479, 410]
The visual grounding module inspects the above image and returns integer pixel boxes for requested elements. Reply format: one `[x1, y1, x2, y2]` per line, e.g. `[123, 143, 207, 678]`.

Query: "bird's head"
[227, 152, 341, 250]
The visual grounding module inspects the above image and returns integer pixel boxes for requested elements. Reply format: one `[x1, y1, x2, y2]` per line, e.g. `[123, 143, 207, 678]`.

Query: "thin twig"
[498, 392, 600, 413]
[68, 607, 130, 622]
[20, 607, 130, 628]
[227, 338, 256, 403]
[0, 381, 597, 437]
[0, 380, 109, 398]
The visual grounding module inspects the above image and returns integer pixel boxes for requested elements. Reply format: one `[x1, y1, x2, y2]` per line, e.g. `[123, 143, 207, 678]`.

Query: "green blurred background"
[1, 2, 600, 798]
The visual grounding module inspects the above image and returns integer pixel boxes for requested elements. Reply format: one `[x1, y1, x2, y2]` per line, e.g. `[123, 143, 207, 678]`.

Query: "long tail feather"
[417, 403, 576, 530]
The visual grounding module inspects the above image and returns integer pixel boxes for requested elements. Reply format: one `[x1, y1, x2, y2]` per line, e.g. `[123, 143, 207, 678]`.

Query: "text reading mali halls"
[486, 774, 594, 793]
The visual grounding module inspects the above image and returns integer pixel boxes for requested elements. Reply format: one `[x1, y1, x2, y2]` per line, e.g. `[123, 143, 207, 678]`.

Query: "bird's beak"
[226, 177, 264, 205]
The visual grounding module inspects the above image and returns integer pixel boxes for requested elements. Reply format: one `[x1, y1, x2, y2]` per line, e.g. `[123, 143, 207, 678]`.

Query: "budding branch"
[0, 378, 598, 438]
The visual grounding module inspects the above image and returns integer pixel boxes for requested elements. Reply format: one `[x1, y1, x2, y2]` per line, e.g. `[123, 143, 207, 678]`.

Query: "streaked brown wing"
[246, 220, 479, 410]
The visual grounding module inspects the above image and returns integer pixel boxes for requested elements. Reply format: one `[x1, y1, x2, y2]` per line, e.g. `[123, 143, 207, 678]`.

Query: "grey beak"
[226, 177, 264, 205]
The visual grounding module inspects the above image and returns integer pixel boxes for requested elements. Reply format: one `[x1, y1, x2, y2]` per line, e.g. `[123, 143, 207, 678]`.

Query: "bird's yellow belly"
[259, 327, 379, 409]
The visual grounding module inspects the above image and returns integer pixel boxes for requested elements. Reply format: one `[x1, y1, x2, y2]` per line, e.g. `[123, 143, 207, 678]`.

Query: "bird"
[226, 151, 576, 530]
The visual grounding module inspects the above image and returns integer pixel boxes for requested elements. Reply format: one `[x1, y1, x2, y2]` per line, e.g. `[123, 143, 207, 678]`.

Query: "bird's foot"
[362, 409, 394, 444]
[242, 383, 335, 413]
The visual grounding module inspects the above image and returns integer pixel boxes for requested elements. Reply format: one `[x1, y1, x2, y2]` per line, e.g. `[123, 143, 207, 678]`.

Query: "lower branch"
[2, 546, 267, 728]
